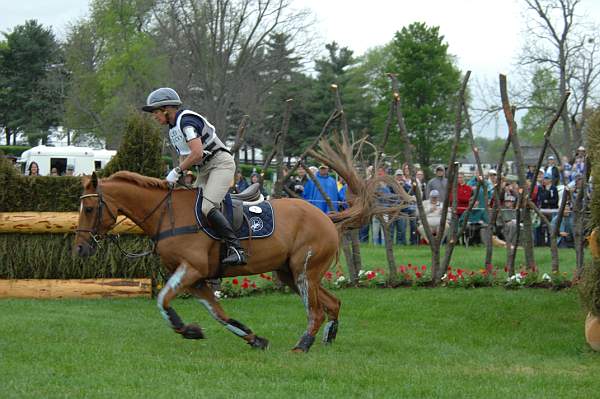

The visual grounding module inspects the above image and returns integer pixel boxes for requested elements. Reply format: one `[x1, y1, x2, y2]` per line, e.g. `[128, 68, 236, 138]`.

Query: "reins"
[77, 184, 177, 259]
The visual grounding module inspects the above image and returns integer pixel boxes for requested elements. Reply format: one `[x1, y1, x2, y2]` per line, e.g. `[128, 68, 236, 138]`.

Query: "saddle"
[228, 183, 264, 231]
[195, 183, 275, 240]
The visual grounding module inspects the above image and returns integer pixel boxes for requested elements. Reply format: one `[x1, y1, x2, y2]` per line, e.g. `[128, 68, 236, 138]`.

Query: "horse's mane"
[106, 171, 169, 190]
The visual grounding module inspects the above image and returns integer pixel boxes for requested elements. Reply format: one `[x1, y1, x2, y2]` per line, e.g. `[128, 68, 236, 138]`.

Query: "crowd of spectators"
[231, 144, 592, 249]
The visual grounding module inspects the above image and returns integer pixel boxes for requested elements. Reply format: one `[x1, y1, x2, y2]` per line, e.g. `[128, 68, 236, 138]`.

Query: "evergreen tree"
[310, 42, 374, 141]
[102, 111, 164, 177]
[384, 22, 462, 169]
[0, 20, 61, 145]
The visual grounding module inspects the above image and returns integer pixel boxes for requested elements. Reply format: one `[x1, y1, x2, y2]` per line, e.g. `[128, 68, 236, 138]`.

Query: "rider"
[142, 87, 247, 266]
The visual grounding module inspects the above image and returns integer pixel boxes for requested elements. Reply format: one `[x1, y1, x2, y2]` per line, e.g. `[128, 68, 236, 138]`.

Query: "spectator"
[561, 155, 572, 183]
[234, 170, 249, 193]
[27, 161, 40, 176]
[250, 172, 268, 197]
[392, 168, 412, 245]
[50, 167, 59, 176]
[465, 171, 489, 226]
[545, 155, 560, 186]
[417, 189, 449, 244]
[291, 165, 309, 196]
[303, 165, 345, 214]
[65, 164, 75, 176]
[526, 165, 536, 181]
[426, 165, 448, 200]
[551, 208, 574, 248]
[371, 167, 392, 245]
[500, 194, 518, 246]
[537, 174, 558, 245]
[574, 146, 586, 176]
[415, 169, 427, 200]
[400, 165, 419, 245]
[452, 172, 472, 217]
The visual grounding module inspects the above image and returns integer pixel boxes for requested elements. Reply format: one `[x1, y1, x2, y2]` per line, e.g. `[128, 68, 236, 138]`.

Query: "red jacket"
[449, 183, 472, 215]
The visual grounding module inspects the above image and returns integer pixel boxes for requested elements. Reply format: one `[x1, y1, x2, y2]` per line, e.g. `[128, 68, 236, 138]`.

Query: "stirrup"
[222, 247, 247, 266]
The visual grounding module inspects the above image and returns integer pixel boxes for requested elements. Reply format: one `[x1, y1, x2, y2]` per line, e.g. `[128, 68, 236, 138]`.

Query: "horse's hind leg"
[188, 281, 269, 350]
[157, 264, 205, 339]
[279, 268, 340, 345]
[319, 286, 341, 344]
[290, 248, 328, 353]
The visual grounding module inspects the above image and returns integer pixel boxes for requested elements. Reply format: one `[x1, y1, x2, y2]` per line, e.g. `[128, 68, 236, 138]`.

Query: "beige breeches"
[194, 151, 236, 216]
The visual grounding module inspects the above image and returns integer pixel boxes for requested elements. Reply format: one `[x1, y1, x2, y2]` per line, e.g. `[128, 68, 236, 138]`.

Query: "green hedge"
[0, 175, 82, 212]
[0, 235, 162, 279]
[0, 145, 30, 157]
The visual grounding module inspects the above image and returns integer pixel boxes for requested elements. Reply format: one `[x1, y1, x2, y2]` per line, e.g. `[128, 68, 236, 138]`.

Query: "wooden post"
[499, 74, 536, 270]
[273, 99, 293, 199]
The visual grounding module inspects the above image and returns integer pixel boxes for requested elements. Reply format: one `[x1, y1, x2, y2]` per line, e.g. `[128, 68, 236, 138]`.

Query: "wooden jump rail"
[0, 278, 152, 299]
[0, 212, 143, 234]
[0, 212, 149, 299]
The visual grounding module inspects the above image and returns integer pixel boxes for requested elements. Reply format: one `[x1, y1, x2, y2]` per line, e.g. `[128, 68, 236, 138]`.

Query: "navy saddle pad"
[195, 190, 275, 240]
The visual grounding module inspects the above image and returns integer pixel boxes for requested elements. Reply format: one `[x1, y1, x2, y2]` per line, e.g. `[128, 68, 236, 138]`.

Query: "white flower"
[542, 273, 551, 282]
[441, 273, 448, 281]
[358, 270, 366, 278]
[336, 275, 346, 283]
[214, 290, 223, 299]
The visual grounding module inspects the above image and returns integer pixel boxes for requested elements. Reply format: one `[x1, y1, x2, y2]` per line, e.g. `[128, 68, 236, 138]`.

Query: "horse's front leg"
[157, 263, 205, 339]
[188, 281, 269, 350]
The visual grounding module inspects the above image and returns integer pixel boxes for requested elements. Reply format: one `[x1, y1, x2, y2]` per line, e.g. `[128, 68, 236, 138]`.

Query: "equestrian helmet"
[142, 87, 182, 112]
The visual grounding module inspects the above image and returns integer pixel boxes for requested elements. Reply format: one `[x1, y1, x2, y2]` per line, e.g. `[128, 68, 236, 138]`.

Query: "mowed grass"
[356, 244, 587, 275]
[1, 287, 598, 398]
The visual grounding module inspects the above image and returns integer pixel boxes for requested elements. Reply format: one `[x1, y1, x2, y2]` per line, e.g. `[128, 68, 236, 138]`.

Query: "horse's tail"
[309, 134, 411, 231]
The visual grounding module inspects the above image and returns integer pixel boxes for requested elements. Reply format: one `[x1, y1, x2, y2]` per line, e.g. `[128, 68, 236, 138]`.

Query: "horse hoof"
[292, 333, 315, 353]
[248, 336, 269, 350]
[322, 320, 338, 344]
[181, 323, 205, 339]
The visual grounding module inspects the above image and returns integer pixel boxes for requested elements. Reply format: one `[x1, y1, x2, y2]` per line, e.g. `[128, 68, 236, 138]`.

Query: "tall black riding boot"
[206, 208, 247, 266]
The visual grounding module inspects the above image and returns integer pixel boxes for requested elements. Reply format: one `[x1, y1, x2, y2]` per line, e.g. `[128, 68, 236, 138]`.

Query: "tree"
[521, 0, 600, 152]
[520, 68, 561, 145]
[64, 0, 165, 148]
[102, 110, 164, 177]
[257, 33, 317, 156]
[385, 22, 462, 169]
[151, 0, 314, 142]
[0, 20, 61, 145]
[313, 42, 373, 134]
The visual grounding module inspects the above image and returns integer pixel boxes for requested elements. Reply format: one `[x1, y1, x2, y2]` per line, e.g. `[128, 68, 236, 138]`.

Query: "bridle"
[75, 183, 175, 258]
[75, 185, 119, 248]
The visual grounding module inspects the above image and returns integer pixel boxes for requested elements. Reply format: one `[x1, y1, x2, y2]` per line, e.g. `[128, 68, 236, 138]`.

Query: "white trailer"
[18, 145, 116, 176]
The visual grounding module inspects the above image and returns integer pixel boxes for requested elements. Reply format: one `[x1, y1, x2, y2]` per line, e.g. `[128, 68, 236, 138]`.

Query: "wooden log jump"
[0, 212, 143, 234]
[0, 278, 152, 299]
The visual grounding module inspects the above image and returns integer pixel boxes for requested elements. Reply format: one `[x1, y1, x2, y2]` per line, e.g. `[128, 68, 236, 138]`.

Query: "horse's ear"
[91, 172, 98, 189]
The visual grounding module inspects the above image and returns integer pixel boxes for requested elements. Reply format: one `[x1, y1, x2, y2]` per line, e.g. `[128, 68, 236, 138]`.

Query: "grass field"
[1, 286, 598, 398]
[355, 244, 587, 275]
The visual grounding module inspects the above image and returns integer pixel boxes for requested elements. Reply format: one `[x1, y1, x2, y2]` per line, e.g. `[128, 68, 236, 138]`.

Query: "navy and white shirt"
[168, 110, 226, 161]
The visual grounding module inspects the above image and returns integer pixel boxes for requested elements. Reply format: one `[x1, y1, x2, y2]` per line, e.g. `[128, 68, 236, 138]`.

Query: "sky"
[1, 0, 600, 137]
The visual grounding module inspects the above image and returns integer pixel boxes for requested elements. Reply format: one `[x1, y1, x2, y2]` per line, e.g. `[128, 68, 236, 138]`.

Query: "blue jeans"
[359, 223, 370, 243]
[394, 218, 407, 245]
[372, 217, 384, 245]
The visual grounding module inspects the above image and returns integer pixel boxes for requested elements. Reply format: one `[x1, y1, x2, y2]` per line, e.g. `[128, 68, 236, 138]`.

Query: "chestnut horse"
[74, 171, 341, 352]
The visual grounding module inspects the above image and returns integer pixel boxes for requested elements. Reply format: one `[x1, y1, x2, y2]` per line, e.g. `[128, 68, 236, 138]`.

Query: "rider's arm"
[180, 136, 203, 171]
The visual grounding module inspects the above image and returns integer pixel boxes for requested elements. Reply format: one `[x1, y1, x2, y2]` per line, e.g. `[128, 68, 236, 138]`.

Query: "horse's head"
[74, 172, 118, 257]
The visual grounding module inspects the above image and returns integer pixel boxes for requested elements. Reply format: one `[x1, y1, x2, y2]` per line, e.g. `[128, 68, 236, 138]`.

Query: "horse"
[74, 171, 341, 352]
